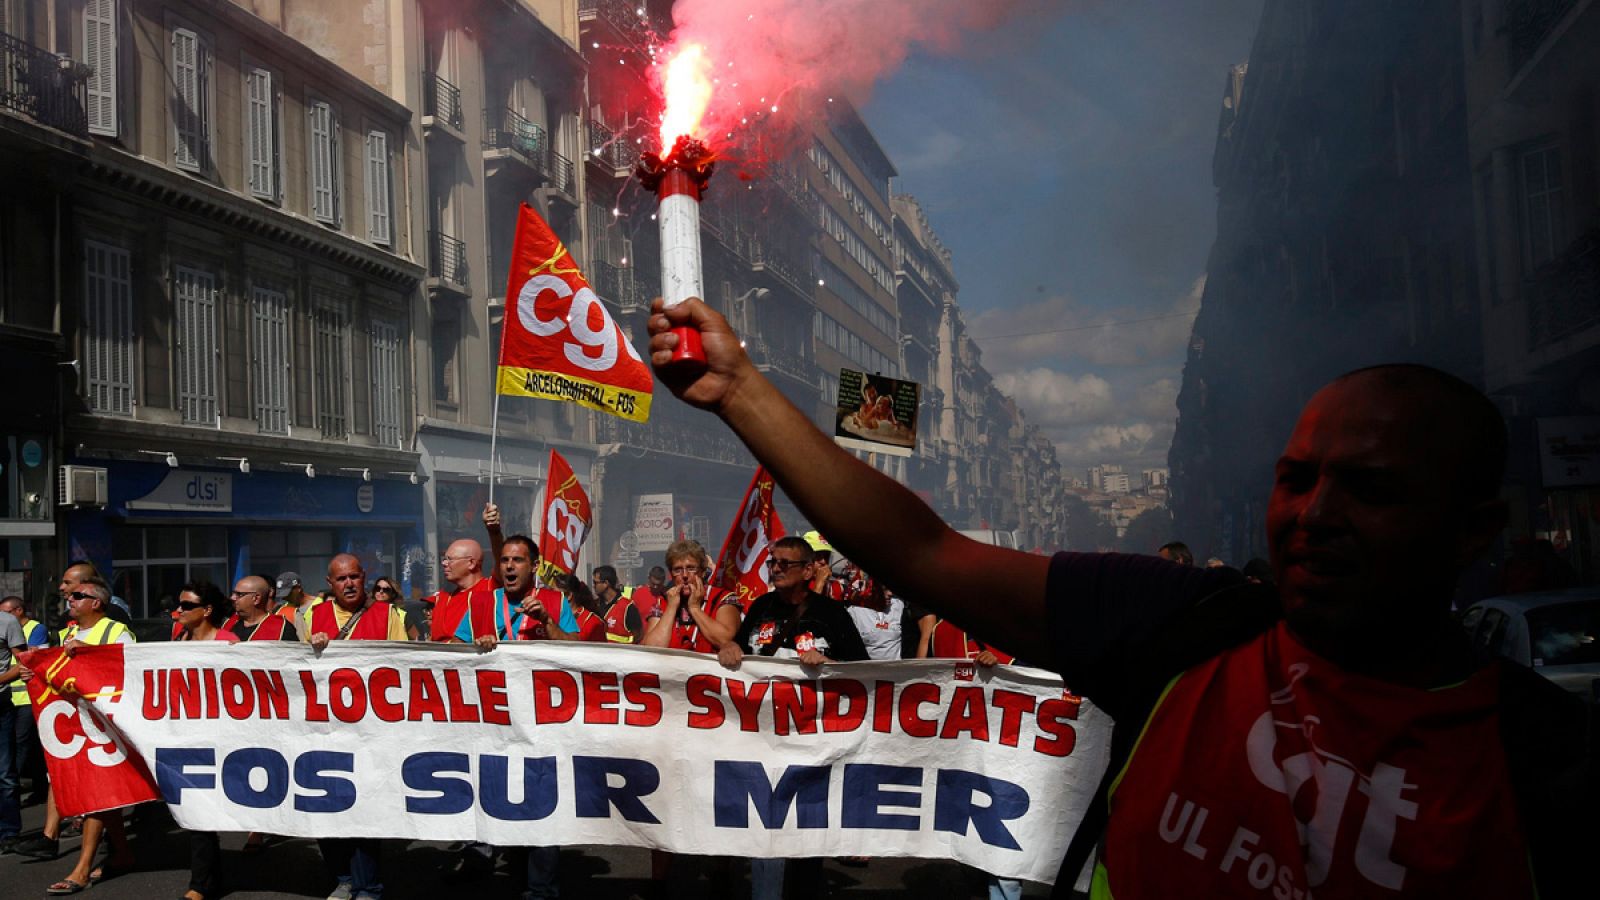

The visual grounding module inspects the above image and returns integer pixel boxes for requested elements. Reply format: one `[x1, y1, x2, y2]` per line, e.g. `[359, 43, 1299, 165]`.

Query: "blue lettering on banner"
[402, 752, 474, 815]
[156, 747, 217, 804]
[480, 755, 559, 821]
[222, 748, 290, 809]
[842, 764, 922, 831]
[293, 751, 357, 813]
[933, 769, 1029, 851]
[712, 761, 830, 830]
[572, 756, 661, 823]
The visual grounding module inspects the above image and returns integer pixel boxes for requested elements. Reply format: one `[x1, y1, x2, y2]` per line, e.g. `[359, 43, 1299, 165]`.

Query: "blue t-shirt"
[453, 589, 579, 641]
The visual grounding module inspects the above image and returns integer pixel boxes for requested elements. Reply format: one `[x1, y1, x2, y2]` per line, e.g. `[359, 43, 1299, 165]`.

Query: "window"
[245, 67, 278, 199]
[366, 130, 392, 245]
[250, 285, 290, 434]
[312, 294, 349, 438]
[1520, 143, 1565, 270]
[83, 239, 134, 414]
[433, 311, 460, 407]
[309, 100, 340, 224]
[171, 26, 209, 172]
[173, 265, 219, 425]
[369, 316, 402, 446]
[111, 526, 229, 619]
[84, 0, 117, 137]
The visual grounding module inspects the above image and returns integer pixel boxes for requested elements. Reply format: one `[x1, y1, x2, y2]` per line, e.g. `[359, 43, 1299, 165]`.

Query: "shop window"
[111, 526, 229, 619]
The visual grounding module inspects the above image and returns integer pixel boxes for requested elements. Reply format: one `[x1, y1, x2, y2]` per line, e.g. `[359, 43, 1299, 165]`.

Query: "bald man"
[228, 576, 296, 642]
[304, 555, 408, 648]
[431, 539, 494, 641]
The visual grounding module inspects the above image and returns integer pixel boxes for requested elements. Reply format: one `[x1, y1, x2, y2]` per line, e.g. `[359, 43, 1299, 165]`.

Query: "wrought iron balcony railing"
[0, 31, 89, 137]
[589, 259, 642, 312]
[597, 410, 751, 467]
[1526, 227, 1600, 350]
[428, 230, 468, 287]
[1506, 0, 1580, 73]
[423, 71, 463, 130]
[485, 107, 547, 163]
[587, 120, 640, 173]
[547, 149, 575, 195]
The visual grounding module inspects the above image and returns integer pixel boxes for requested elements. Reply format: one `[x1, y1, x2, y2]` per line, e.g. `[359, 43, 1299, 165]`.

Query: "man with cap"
[803, 531, 846, 602]
[274, 571, 319, 633]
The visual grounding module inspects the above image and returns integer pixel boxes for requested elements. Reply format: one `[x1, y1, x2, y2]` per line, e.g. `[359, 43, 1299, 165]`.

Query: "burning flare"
[658, 43, 714, 151]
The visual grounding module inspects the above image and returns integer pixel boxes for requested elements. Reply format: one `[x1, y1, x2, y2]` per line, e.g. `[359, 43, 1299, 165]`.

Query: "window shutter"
[174, 266, 218, 425]
[83, 240, 135, 414]
[250, 287, 290, 434]
[172, 28, 199, 169]
[310, 102, 335, 222]
[85, 0, 118, 137]
[247, 68, 274, 198]
[367, 131, 391, 245]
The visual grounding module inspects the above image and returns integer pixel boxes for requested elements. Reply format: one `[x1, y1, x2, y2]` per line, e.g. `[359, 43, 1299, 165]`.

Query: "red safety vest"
[599, 597, 635, 643]
[241, 614, 292, 642]
[666, 587, 733, 654]
[465, 587, 518, 641]
[309, 600, 393, 641]
[928, 618, 1014, 664]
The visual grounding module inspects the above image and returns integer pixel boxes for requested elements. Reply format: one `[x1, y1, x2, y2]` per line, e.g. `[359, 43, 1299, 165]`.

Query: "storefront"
[63, 459, 425, 620]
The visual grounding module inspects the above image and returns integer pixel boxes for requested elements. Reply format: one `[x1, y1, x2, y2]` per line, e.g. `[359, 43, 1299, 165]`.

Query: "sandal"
[46, 879, 87, 896]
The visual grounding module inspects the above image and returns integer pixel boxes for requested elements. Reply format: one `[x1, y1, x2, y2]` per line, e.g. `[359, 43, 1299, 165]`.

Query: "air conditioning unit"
[58, 465, 108, 508]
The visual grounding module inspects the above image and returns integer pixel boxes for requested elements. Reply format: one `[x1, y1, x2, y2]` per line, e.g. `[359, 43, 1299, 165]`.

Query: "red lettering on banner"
[622, 672, 663, 727]
[821, 680, 868, 732]
[221, 669, 253, 719]
[898, 682, 941, 738]
[329, 668, 367, 723]
[873, 681, 896, 734]
[771, 680, 819, 735]
[991, 690, 1037, 748]
[141, 670, 164, 719]
[533, 670, 579, 723]
[685, 674, 725, 729]
[370, 668, 404, 722]
[941, 686, 991, 742]
[300, 670, 329, 722]
[251, 670, 289, 719]
[172, 668, 203, 718]
[726, 680, 769, 732]
[583, 672, 621, 724]
[1033, 696, 1080, 757]
[407, 669, 448, 721]
[478, 670, 511, 725]
[442, 670, 482, 723]
[203, 667, 220, 719]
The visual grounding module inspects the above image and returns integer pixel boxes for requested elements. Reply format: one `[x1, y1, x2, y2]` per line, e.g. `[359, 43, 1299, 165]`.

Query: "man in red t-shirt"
[648, 301, 1594, 898]
[431, 539, 494, 641]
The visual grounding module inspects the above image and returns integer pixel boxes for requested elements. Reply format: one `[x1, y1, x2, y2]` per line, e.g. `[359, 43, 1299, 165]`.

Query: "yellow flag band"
[497, 365, 652, 423]
[536, 559, 570, 586]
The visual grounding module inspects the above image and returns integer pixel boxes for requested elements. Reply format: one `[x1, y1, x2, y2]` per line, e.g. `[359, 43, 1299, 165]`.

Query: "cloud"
[992, 369, 1114, 426]
[968, 276, 1201, 371]
[1133, 376, 1180, 420]
[1050, 421, 1174, 473]
[895, 130, 967, 174]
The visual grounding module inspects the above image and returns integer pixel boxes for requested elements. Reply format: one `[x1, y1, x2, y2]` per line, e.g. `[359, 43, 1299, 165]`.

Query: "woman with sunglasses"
[370, 576, 420, 641]
[172, 581, 235, 900]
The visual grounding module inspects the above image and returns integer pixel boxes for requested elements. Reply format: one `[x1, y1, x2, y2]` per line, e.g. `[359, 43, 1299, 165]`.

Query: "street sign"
[619, 529, 639, 552]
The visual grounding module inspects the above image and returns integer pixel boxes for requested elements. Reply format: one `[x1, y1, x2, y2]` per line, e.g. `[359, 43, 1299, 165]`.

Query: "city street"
[1, 799, 1049, 899]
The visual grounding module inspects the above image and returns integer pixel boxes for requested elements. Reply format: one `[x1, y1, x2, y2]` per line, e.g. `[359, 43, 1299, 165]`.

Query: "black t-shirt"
[735, 590, 869, 661]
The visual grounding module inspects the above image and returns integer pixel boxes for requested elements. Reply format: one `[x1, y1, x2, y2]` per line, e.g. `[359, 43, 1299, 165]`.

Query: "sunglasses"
[67, 591, 96, 602]
[765, 559, 809, 571]
[374, 586, 396, 596]
[176, 600, 206, 611]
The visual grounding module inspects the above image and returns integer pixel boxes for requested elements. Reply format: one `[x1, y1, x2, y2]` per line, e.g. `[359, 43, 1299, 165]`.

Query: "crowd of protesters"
[0, 499, 1028, 900]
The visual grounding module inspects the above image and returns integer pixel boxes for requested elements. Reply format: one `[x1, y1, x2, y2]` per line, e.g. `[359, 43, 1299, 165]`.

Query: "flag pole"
[489, 388, 501, 505]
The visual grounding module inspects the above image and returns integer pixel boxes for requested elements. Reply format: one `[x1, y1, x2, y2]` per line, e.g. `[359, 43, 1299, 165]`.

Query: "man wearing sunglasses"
[228, 576, 296, 642]
[720, 535, 867, 667]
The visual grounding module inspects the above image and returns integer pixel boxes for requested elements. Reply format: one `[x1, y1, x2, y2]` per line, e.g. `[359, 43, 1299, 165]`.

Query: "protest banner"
[25, 642, 1108, 884]
[495, 203, 652, 424]
[834, 368, 920, 458]
[537, 449, 591, 585]
[712, 467, 785, 609]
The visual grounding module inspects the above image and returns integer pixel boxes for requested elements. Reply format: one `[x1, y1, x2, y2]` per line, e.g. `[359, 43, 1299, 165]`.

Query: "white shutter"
[172, 28, 200, 169]
[310, 102, 336, 222]
[84, 0, 118, 137]
[174, 266, 218, 425]
[370, 318, 401, 446]
[250, 286, 290, 434]
[366, 131, 391, 245]
[247, 68, 275, 198]
[83, 240, 134, 415]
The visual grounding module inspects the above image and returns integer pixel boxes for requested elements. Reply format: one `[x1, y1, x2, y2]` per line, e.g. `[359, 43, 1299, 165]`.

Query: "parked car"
[1460, 588, 1600, 702]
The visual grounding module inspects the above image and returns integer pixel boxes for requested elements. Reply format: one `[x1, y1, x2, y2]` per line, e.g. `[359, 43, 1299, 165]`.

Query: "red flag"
[712, 467, 786, 611]
[496, 203, 652, 422]
[23, 646, 161, 816]
[537, 449, 592, 585]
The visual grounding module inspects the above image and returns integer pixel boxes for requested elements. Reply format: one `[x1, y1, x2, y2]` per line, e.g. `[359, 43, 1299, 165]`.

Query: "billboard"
[834, 368, 920, 458]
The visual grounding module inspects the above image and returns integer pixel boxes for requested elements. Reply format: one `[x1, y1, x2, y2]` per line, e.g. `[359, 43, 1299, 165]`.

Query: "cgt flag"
[497, 204, 652, 423]
[537, 450, 592, 585]
[712, 467, 786, 610]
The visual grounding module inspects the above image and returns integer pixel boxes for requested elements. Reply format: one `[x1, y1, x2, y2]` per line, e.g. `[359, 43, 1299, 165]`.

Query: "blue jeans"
[989, 876, 1022, 900]
[0, 703, 20, 839]
[523, 845, 560, 899]
[320, 837, 383, 898]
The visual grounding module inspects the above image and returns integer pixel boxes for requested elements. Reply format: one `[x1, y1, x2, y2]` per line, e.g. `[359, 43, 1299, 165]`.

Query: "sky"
[861, 0, 1264, 480]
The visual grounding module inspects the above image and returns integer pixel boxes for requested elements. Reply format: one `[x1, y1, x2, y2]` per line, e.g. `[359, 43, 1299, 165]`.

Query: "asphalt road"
[1, 798, 1051, 899]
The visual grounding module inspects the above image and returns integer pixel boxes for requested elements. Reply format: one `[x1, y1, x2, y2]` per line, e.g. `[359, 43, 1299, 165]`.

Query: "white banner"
[44, 642, 1108, 883]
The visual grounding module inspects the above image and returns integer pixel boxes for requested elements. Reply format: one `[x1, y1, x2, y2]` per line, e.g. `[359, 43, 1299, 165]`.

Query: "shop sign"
[1538, 416, 1600, 488]
[127, 470, 232, 512]
[633, 494, 675, 552]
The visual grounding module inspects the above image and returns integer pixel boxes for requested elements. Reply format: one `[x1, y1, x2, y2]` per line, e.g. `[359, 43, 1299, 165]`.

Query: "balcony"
[0, 31, 89, 137]
[746, 337, 820, 389]
[1526, 227, 1600, 351]
[748, 233, 812, 298]
[484, 108, 576, 199]
[590, 259, 644, 314]
[427, 230, 469, 296]
[597, 410, 751, 467]
[578, 0, 661, 46]
[587, 120, 639, 177]
[1506, 0, 1581, 72]
[422, 71, 464, 139]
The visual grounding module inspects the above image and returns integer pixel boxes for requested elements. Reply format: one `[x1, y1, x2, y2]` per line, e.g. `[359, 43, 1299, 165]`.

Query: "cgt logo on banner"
[713, 467, 785, 609]
[27, 642, 1109, 883]
[23, 647, 160, 814]
[494, 203, 653, 423]
[537, 449, 591, 585]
